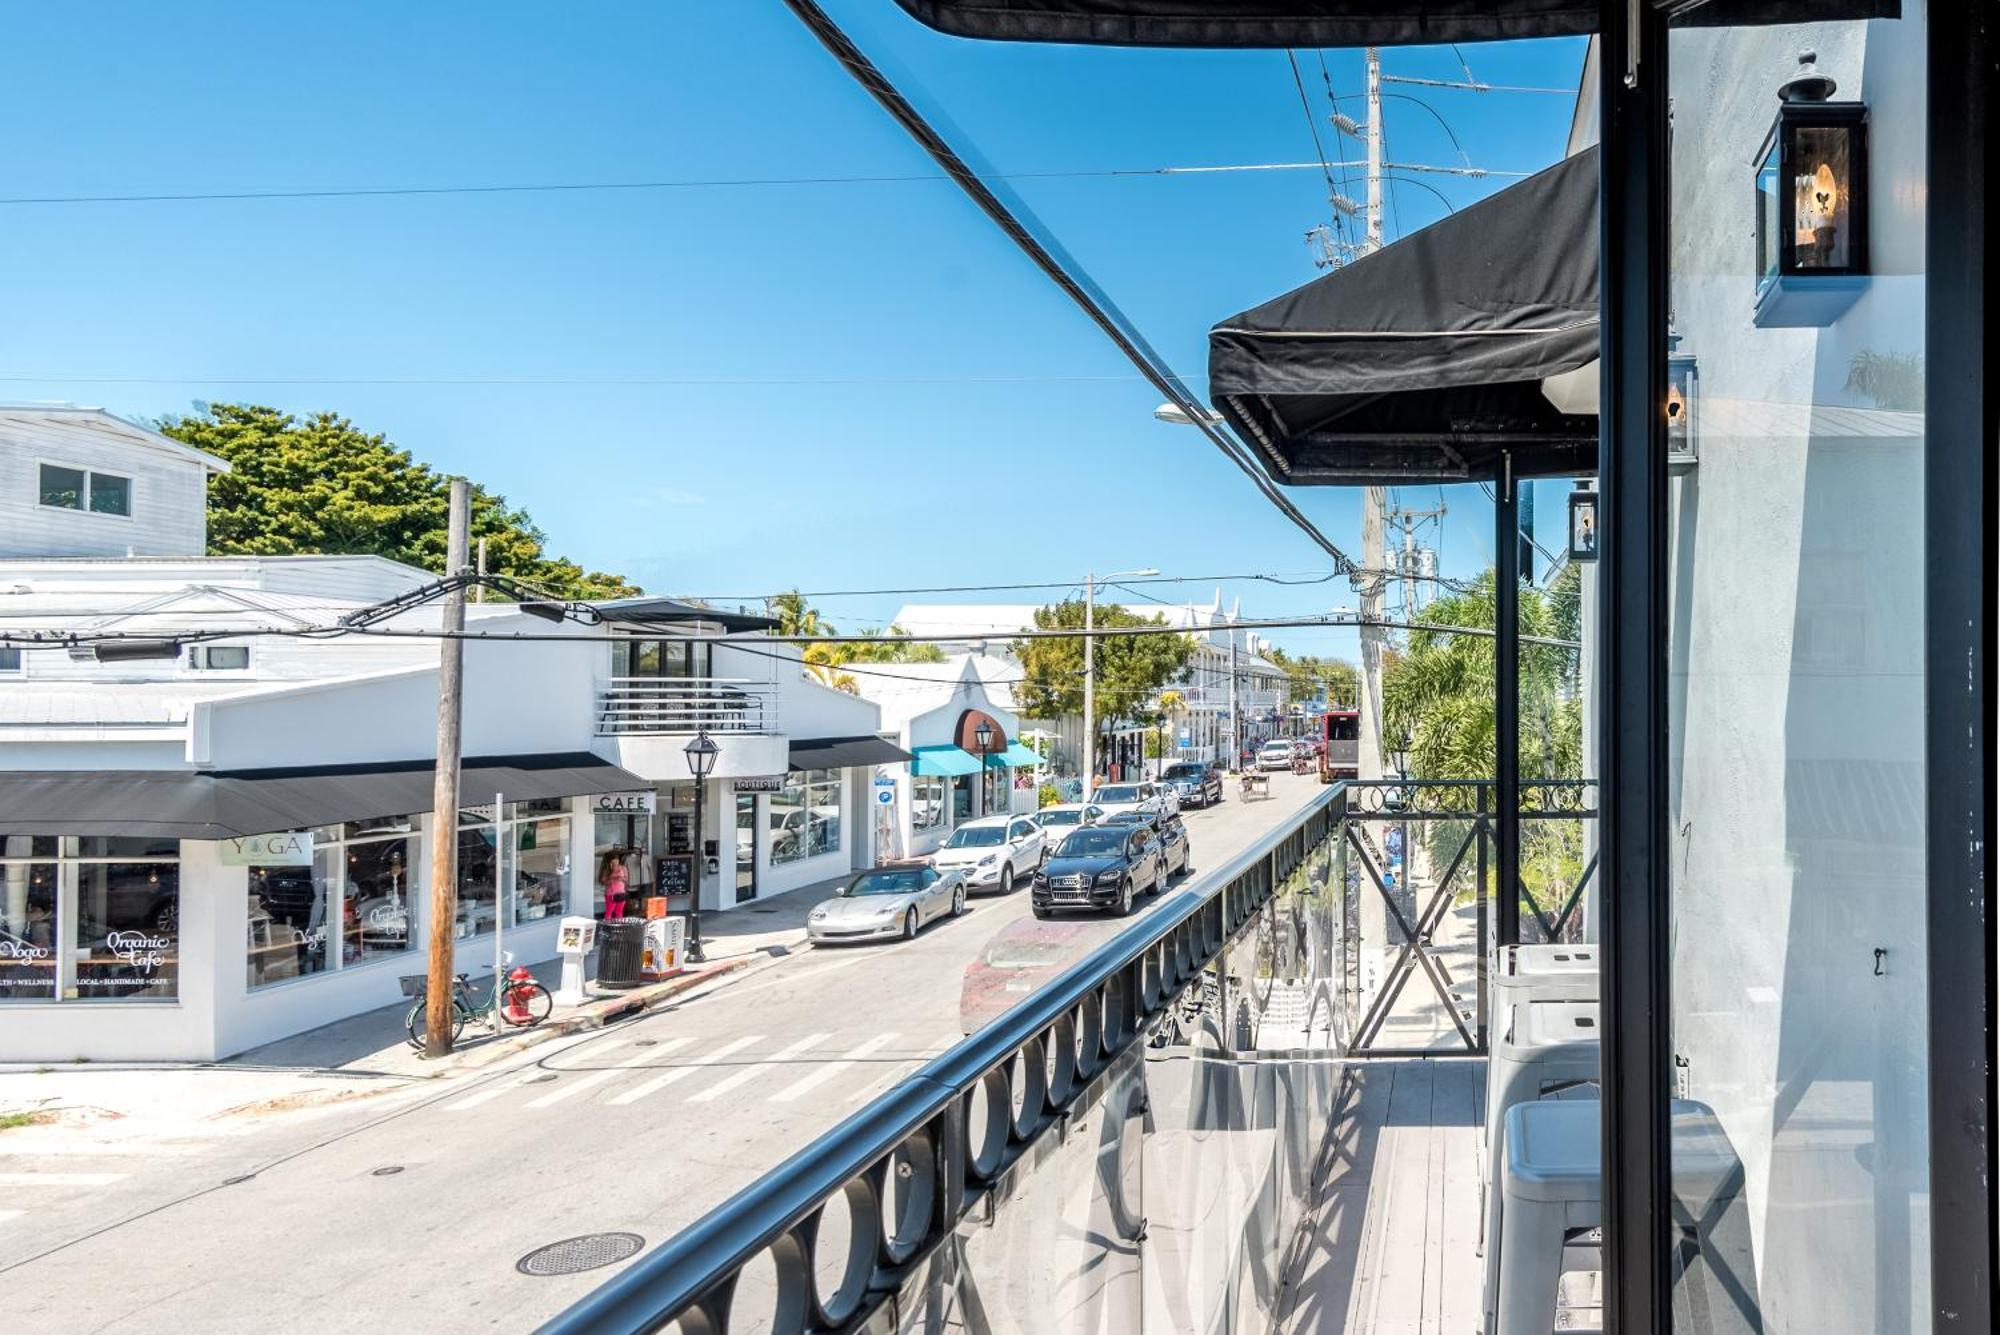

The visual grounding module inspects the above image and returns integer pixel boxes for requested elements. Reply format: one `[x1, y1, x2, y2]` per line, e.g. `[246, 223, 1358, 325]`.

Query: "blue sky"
[0, 3, 1585, 658]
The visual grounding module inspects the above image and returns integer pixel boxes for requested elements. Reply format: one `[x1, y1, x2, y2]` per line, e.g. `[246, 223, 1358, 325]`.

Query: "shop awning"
[787, 735, 914, 771]
[0, 753, 650, 840]
[1210, 148, 1600, 486]
[909, 746, 982, 777]
[984, 742, 1044, 769]
[892, 0, 1898, 46]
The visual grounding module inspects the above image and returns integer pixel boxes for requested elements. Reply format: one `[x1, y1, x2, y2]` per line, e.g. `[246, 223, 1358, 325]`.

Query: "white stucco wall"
[1667, 16, 1929, 1332]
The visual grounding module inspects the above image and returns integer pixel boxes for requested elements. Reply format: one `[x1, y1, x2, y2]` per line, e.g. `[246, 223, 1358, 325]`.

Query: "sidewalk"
[0, 871, 846, 1143]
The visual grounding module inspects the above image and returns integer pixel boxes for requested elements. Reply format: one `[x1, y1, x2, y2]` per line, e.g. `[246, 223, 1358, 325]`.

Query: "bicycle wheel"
[406, 997, 466, 1051]
[503, 978, 553, 1028]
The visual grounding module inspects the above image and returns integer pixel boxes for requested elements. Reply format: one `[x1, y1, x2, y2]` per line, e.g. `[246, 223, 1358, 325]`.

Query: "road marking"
[686, 1033, 829, 1105]
[523, 1042, 654, 1108]
[0, 1210, 21, 1225]
[0, 1172, 126, 1187]
[607, 1035, 764, 1105]
[769, 1033, 899, 1103]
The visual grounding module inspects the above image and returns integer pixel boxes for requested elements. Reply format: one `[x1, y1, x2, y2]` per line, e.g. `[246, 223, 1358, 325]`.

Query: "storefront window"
[806, 769, 840, 858]
[513, 815, 569, 925]
[342, 824, 415, 966]
[593, 812, 653, 918]
[246, 820, 414, 991]
[769, 775, 807, 864]
[456, 821, 502, 939]
[72, 838, 179, 1000]
[458, 801, 572, 935]
[0, 838, 58, 1001]
[912, 775, 945, 831]
[248, 860, 327, 989]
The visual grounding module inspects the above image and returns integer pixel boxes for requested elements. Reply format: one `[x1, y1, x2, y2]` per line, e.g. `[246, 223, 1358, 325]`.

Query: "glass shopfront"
[0, 836, 180, 1003]
[770, 769, 840, 865]
[456, 798, 573, 938]
[247, 818, 415, 991]
[912, 774, 946, 832]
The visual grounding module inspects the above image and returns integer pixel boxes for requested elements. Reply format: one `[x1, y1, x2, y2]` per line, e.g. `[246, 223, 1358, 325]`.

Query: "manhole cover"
[517, 1233, 645, 1277]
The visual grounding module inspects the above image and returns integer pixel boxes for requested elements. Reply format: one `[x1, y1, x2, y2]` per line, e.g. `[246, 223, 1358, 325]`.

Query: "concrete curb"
[450, 956, 764, 1070]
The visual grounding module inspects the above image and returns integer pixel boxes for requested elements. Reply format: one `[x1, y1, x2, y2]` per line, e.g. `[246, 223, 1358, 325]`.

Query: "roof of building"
[0, 404, 232, 473]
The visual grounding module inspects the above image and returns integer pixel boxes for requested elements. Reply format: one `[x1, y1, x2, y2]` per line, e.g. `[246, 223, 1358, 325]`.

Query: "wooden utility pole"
[425, 478, 471, 1058]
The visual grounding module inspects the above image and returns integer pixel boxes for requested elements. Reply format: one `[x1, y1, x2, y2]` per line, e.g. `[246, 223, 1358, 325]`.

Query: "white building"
[889, 593, 1291, 771]
[0, 405, 230, 559]
[0, 410, 902, 1062]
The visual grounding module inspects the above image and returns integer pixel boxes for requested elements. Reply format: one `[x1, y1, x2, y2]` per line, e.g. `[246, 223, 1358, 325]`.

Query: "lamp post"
[1082, 566, 1159, 798]
[973, 719, 995, 817]
[1388, 727, 1412, 910]
[683, 728, 719, 964]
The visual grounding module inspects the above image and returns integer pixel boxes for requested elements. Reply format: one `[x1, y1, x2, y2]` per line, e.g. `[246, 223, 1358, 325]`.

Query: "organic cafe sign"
[220, 832, 315, 867]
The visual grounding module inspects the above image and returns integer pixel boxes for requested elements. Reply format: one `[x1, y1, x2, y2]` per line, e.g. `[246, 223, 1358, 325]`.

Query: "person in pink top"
[599, 851, 630, 921]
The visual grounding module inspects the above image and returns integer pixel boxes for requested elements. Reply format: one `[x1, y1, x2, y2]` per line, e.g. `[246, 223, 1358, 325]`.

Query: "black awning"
[594, 596, 780, 635]
[0, 753, 649, 840]
[892, 0, 1897, 46]
[1209, 147, 1599, 486]
[787, 736, 914, 771]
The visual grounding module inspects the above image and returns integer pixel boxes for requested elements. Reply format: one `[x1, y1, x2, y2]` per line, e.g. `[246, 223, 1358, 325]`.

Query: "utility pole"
[424, 478, 470, 1059]
[1364, 47, 1384, 254]
[1386, 498, 1449, 620]
[1356, 488, 1387, 785]
[1083, 574, 1096, 792]
[1227, 626, 1240, 771]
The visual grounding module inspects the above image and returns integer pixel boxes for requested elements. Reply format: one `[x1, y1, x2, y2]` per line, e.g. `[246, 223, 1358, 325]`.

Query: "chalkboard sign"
[654, 854, 696, 903]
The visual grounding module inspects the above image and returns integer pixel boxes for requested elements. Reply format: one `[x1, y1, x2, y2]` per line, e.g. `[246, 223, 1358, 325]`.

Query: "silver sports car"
[806, 865, 967, 944]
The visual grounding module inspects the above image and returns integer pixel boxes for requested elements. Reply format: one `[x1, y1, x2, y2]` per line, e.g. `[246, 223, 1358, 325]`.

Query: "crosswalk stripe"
[0, 1210, 21, 1224]
[445, 1068, 557, 1112]
[769, 1033, 898, 1103]
[686, 1033, 829, 1105]
[607, 1035, 764, 1106]
[0, 1172, 125, 1187]
[524, 1042, 663, 1108]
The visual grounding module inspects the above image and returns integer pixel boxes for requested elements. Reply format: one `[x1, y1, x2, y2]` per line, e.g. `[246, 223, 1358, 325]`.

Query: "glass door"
[1646, 9, 1933, 1331]
[734, 793, 758, 903]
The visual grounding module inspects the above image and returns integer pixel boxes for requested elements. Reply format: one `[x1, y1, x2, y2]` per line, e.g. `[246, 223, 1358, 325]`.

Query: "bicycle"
[402, 956, 552, 1050]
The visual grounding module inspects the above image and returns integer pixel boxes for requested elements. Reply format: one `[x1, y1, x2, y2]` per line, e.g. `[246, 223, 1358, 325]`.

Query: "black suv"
[1032, 824, 1164, 918]
[1101, 810, 1191, 880]
[1159, 760, 1223, 809]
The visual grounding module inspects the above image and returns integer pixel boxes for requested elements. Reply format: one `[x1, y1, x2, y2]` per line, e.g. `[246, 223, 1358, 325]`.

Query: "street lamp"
[683, 728, 720, 964]
[1083, 566, 1159, 796]
[1153, 402, 1226, 428]
[1388, 728, 1412, 781]
[973, 720, 995, 816]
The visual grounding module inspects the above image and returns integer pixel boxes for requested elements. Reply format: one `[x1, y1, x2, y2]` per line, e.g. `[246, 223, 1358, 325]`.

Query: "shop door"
[734, 794, 758, 903]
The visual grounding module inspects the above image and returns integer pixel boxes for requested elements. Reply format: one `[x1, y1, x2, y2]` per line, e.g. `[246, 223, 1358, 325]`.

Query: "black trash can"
[596, 919, 646, 991]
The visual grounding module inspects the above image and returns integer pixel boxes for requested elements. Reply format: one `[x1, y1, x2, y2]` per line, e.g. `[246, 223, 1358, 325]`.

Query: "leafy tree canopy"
[765, 592, 945, 695]
[1264, 646, 1360, 708]
[1012, 600, 1197, 724]
[158, 403, 639, 599]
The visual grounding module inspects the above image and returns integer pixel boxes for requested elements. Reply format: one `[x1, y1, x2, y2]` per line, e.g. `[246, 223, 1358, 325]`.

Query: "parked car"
[1089, 781, 1170, 819]
[1102, 809, 1192, 879]
[1032, 824, 1165, 918]
[929, 815, 1045, 894]
[1256, 740, 1299, 772]
[1159, 760, 1224, 808]
[1031, 803, 1105, 852]
[807, 866, 966, 944]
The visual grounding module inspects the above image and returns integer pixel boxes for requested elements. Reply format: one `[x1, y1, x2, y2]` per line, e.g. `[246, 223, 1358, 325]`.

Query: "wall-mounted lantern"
[1567, 487, 1598, 564]
[1753, 50, 1868, 327]
[1666, 330, 1698, 466]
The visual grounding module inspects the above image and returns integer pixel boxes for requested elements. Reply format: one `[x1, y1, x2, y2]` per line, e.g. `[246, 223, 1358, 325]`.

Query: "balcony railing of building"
[594, 677, 778, 736]
[538, 778, 1594, 1335]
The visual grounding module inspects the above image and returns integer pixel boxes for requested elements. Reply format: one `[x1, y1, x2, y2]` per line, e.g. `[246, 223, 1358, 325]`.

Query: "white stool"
[1480, 1000, 1600, 1273]
[1491, 1099, 1761, 1335]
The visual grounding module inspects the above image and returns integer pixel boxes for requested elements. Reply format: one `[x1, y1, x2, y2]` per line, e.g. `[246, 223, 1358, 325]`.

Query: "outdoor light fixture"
[518, 600, 569, 624]
[1568, 487, 1600, 563]
[1753, 50, 1869, 327]
[1666, 331, 1698, 465]
[91, 638, 186, 663]
[682, 728, 721, 963]
[1388, 729, 1411, 780]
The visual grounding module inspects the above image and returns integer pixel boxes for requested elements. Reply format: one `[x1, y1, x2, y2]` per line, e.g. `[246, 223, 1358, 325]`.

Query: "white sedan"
[807, 866, 966, 944]
[1089, 781, 1175, 818]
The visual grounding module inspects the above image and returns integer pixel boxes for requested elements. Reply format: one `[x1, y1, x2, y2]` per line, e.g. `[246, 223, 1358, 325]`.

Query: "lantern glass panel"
[1791, 124, 1853, 270]
[1756, 143, 1782, 284]
[1666, 358, 1695, 453]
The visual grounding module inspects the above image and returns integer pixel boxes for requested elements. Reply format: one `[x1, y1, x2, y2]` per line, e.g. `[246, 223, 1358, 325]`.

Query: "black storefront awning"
[892, 0, 1897, 47]
[0, 753, 650, 840]
[1210, 147, 1600, 486]
[787, 736, 914, 772]
[595, 596, 780, 635]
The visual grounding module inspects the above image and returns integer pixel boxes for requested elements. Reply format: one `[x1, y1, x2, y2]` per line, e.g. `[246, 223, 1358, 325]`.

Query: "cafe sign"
[592, 791, 657, 815]
[220, 832, 314, 867]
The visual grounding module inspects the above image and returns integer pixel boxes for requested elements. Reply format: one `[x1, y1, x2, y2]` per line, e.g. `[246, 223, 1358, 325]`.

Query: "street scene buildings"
[0, 5, 1991, 1335]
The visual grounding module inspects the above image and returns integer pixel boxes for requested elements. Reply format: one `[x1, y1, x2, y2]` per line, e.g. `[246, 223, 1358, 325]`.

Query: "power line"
[1378, 74, 1576, 95]
[0, 370, 1170, 388]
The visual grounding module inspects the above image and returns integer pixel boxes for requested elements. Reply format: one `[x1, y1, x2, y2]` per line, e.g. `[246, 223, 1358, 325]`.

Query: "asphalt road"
[2, 771, 1325, 1334]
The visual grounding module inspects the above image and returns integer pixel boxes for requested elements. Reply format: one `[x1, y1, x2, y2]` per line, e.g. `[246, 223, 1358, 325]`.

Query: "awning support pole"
[1495, 451, 1521, 948]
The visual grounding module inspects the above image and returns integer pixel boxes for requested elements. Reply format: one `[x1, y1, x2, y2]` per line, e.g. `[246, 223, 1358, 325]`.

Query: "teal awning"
[910, 745, 981, 777]
[985, 742, 1043, 769]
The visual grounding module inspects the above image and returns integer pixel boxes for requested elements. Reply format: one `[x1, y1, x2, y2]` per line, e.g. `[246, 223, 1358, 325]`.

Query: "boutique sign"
[220, 832, 314, 867]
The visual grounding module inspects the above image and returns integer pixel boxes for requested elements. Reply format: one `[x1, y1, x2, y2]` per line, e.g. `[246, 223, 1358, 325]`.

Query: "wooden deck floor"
[1278, 1059, 1487, 1335]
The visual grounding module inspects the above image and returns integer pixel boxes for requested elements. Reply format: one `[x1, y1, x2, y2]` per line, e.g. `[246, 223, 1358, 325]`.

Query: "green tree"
[1012, 601, 1197, 737]
[841, 625, 947, 665]
[158, 403, 638, 599]
[764, 594, 944, 695]
[1265, 646, 1361, 707]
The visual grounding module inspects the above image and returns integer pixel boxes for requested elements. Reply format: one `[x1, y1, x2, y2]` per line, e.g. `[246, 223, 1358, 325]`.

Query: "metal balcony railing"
[594, 676, 776, 736]
[538, 778, 1595, 1335]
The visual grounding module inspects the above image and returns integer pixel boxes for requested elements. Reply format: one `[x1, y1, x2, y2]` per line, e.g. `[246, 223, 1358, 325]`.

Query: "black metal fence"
[538, 779, 1593, 1334]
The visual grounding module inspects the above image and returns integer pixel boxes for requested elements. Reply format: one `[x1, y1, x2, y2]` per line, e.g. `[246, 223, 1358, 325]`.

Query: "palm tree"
[768, 590, 856, 693]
